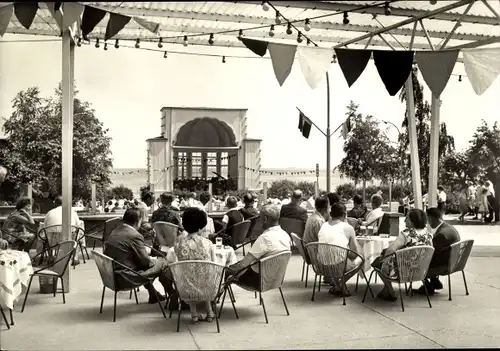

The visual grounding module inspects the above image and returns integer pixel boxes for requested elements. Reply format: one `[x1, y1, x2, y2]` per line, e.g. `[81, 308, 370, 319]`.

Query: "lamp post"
[382, 120, 404, 210]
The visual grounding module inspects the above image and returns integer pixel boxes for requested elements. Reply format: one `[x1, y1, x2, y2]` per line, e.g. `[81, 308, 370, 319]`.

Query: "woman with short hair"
[1, 197, 38, 251]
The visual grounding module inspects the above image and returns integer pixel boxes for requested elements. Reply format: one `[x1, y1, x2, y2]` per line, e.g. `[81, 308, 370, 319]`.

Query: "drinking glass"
[215, 237, 223, 248]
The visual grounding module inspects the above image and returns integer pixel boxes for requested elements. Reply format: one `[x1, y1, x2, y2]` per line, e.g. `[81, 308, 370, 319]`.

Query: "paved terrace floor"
[1, 219, 500, 350]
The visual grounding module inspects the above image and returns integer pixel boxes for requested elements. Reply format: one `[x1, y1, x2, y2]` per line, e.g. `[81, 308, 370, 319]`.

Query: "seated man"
[240, 193, 259, 220]
[303, 196, 329, 244]
[359, 194, 384, 229]
[318, 203, 362, 296]
[135, 191, 156, 245]
[151, 192, 182, 228]
[416, 207, 461, 295]
[226, 204, 291, 289]
[211, 196, 244, 247]
[280, 190, 308, 223]
[104, 208, 182, 309]
[347, 194, 367, 219]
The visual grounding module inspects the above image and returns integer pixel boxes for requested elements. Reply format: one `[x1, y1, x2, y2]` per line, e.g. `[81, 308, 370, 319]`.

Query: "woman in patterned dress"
[167, 207, 216, 323]
[1, 197, 37, 251]
[372, 209, 433, 301]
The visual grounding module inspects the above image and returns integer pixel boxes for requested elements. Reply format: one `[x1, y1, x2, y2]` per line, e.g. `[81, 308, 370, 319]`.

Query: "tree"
[268, 179, 297, 199]
[109, 185, 134, 200]
[440, 151, 478, 191]
[296, 181, 316, 198]
[399, 67, 455, 188]
[0, 84, 112, 202]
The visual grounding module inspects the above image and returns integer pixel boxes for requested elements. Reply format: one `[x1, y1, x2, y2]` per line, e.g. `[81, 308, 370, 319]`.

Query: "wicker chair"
[85, 222, 106, 250]
[37, 225, 87, 266]
[21, 241, 77, 312]
[306, 242, 372, 305]
[247, 215, 264, 241]
[213, 220, 252, 254]
[279, 217, 305, 239]
[441, 240, 474, 301]
[91, 250, 166, 322]
[152, 221, 180, 252]
[220, 251, 291, 324]
[168, 260, 226, 333]
[290, 233, 311, 288]
[362, 245, 435, 312]
[102, 217, 123, 243]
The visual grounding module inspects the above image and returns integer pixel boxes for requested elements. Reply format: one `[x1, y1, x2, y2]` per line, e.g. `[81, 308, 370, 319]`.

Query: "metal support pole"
[326, 72, 331, 193]
[428, 97, 441, 208]
[405, 77, 422, 210]
[91, 183, 97, 214]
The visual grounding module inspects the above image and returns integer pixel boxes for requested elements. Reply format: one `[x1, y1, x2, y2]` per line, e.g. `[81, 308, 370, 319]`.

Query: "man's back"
[44, 206, 82, 229]
[431, 222, 461, 269]
[223, 208, 244, 236]
[151, 206, 181, 227]
[104, 224, 150, 272]
[247, 226, 291, 272]
[303, 212, 325, 244]
[240, 206, 259, 220]
[280, 203, 307, 222]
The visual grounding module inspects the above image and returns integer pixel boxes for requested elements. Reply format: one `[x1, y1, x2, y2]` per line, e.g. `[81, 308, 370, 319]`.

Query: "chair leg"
[60, 277, 66, 304]
[228, 286, 239, 319]
[318, 277, 321, 292]
[355, 273, 359, 292]
[311, 274, 318, 301]
[375, 274, 378, 283]
[176, 298, 182, 332]
[212, 301, 220, 333]
[53, 278, 57, 297]
[21, 276, 34, 312]
[405, 283, 408, 296]
[341, 275, 346, 306]
[301, 261, 305, 281]
[79, 243, 86, 264]
[362, 270, 375, 299]
[305, 265, 309, 288]
[398, 283, 405, 312]
[279, 287, 290, 316]
[84, 244, 90, 260]
[100, 286, 106, 314]
[0, 307, 10, 330]
[260, 294, 268, 324]
[422, 280, 432, 308]
[129, 290, 133, 299]
[153, 289, 166, 318]
[228, 286, 236, 303]
[92, 239, 96, 250]
[259, 292, 262, 305]
[462, 271, 469, 296]
[9, 308, 13, 326]
[113, 291, 118, 322]
[242, 245, 246, 256]
[218, 288, 227, 318]
[254, 291, 257, 299]
[447, 274, 452, 301]
[133, 289, 139, 305]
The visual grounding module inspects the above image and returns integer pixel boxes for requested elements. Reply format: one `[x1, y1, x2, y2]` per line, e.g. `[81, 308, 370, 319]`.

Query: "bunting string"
[112, 166, 318, 176]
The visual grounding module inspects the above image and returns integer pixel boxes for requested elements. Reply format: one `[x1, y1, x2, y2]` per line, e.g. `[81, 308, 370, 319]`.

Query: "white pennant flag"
[268, 43, 297, 86]
[463, 47, 500, 95]
[133, 17, 160, 35]
[45, 2, 62, 31]
[296, 46, 333, 89]
[0, 4, 13, 37]
[62, 2, 84, 31]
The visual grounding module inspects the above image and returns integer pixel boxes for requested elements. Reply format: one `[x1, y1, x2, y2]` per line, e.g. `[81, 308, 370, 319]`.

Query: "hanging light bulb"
[304, 19, 311, 31]
[158, 38, 163, 48]
[104, 42, 108, 51]
[183, 35, 188, 47]
[222, 56, 226, 63]
[208, 33, 214, 45]
[114, 39, 119, 49]
[275, 11, 281, 25]
[296, 32, 303, 43]
[331, 54, 337, 64]
[269, 24, 275, 37]
[286, 22, 293, 35]
[135, 38, 140, 49]
[343, 12, 350, 25]
[458, 75, 462, 82]
[238, 29, 243, 38]
[261, 1, 269, 11]
[164, 51, 167, 59]
[95, 38, 100, 48]
[430, 0, 437, 4]
[306, 38, 311, 46]
[77, 37, 82, 47]
[384, 2, 391, 15]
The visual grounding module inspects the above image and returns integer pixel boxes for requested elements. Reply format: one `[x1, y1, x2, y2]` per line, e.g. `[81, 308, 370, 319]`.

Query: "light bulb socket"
[104, 43, 108, 50]
[77, 38, 82, 47]
[286, 22, 293, 35]
[135, 38, 140, 49]
[164, 51, 167, 58]
[158, 38, 163, 48]
[304, 19, 311, 31]
[114, 39, 119, 48]
[296, 33, 303, 43]
[269, 24, 275, 37]
[183, 35, 188, 46]
[275, 11, 281, 24]
[208, 33, 214, 45]
[222, 56, 226, 63]
[95, 38, 100, 48]
[343, 12, 350, 25]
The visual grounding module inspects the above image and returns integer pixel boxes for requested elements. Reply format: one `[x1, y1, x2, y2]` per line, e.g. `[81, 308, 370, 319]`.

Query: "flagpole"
[326, 72, 331, 193]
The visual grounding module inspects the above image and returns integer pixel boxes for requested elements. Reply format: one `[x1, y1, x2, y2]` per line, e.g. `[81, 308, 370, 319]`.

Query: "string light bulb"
[262, 1, 269, 11]
[158, 38, 163, 48]
[77, 37, 81, 47]
[331, 54, 337, 64]
[430, 0, 437, 4]
[208, 33, 214, 45]
[343, 12, 350, 25]
[286, 22, 293, 35]
[104, 42, 108, 51]
[183, 35, 188, 47]
[95, 38, 100, 48]
[222, 56, 226, 63]
[304, 19, 311, 31]
[296, 32, 303, 43]
[269, 24, 275, 37]
[238, 29, 243, 38]
[384, 2, 391, 15]
[135, 38, 140, 49]
[306, 38, 311, 45]
[114, 39, 119, 48]
[275, 11, 281, 24]
[163, 51, 167, 59]
[458, 75, 462, 82]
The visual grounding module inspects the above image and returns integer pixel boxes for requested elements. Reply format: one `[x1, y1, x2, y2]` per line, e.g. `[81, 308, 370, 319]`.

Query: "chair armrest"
[1, 230, 28, 243]
[33, 245, 75, 274]
[112, 259, 154, 282]
[226, 259, 260, 282]
[144, 243, 166, 258]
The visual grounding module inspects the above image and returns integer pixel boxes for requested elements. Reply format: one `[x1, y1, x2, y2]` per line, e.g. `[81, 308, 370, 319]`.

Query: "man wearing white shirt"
[484, 181, 496, 223]
[359, 194, 384, 229]
[437, 185, 447, 215]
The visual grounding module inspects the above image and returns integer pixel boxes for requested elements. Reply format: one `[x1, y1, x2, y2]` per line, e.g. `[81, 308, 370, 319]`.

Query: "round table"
[356, 237, 395, 272]
[0, 250, 33, 310]
[165, 245, 237, 267]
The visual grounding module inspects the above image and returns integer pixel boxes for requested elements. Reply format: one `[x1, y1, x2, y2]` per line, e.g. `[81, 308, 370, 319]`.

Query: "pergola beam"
[440, 1, 475, 49]
[231, 0, 499, 25]
[481, 0, 500, 18]
[445, 36, 500, 49]
[83, 3, 495, 43]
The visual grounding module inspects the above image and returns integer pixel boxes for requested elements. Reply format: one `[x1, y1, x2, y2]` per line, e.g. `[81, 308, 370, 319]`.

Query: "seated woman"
[372, 208, 433, 301]
[166, 207, 216, 323]
[2, 197, 38, 251]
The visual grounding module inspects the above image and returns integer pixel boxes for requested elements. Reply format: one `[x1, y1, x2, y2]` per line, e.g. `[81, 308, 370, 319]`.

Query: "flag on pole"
[341, 116, 351, 139]
[297, 108, 312, 139]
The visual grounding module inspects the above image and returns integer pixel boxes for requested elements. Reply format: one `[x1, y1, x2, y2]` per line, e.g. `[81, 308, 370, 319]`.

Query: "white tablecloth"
[0, 250, 33, 309]
[165, 245, 237, 267]
[356, 237, 395, 272]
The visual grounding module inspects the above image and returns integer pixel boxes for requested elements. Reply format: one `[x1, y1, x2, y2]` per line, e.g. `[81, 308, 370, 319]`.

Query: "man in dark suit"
[280, 190, 307, 223]
[416, 207, 461, 295]
[240, 193, 259, 220]
[104, 208, 179, 309]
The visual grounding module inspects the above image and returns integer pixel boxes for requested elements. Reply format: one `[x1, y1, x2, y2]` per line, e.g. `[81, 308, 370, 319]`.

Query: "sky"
[1, 33, 499, 172]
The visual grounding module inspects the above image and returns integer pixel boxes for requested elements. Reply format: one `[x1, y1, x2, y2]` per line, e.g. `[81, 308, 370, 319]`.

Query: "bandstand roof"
[3, 1, 500, 53]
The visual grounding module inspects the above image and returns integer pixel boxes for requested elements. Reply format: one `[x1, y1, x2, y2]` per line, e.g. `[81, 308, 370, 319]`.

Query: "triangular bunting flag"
[373, 50, 415, 96]
[81, 5, 107, 40]
[133, 16, 160, 34]
[268, 43, 297, 86]
[416, 50, 459, 98]
[14, 2, 38, 30]
[45, 2, 62, 32]
[296, 46, 332, 89]
[0, 4, 13, 37]
[463, 47, 500, 96]
[54, 2, 61, 12]
[335, 48, 372, 87]
[240, 37, 268, 57]
[105, 12, 131, 40]
[62, 2, 84, 31]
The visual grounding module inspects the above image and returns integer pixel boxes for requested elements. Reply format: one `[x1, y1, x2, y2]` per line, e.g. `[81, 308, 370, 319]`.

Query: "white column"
[91, 183, 97, 214]
[263, 182, 268, 204]
[428, 96, 441, 208]
[405, 77, 423, 210]
[207, 183, 213, 212]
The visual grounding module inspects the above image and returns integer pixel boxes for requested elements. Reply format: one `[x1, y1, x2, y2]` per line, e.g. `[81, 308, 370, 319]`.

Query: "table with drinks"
[356, 234, 396, 272]
[0, 249, 34, 312]
[214, 237, 237, 267]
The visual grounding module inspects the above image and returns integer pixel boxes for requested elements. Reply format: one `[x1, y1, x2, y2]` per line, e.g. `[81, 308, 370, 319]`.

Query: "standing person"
[474, 180, 485, 220]
[458, 189, 470, 222]
[484, 181, 496, 223]
[477, 182, 489, 222]
[437, 186, 447, 215]
[136, 191, 156, 245]
[467, 181, 476, 216]
[0, 166, 8, 250]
